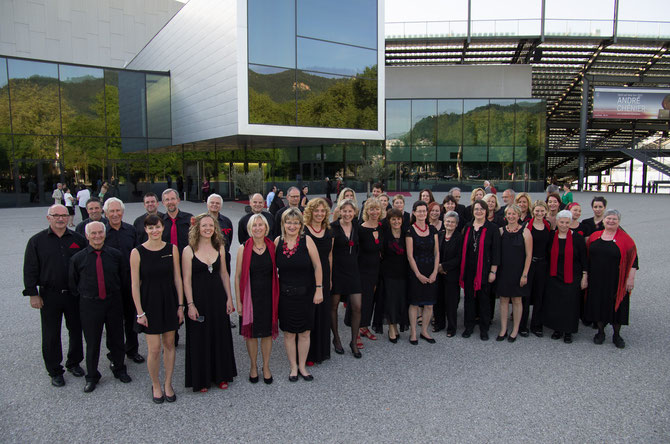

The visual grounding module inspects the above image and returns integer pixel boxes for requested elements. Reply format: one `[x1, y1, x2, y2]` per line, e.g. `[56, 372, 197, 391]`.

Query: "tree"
[358, 154, 392, 197]
[231, 168, 264, 198]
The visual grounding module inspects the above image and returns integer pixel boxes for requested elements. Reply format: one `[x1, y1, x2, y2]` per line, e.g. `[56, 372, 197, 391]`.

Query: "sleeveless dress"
[496, 226, 529, 299]
[406, 225, 438, 306]
[238, 248, 274, 338]
[305, 228, 333, 363]
[275, 235, 315, 333]
[346, 224, 381, 327]
[136, 243, 179, 334]
[185, 251, 237, 391]
[330, 221, 361, 295]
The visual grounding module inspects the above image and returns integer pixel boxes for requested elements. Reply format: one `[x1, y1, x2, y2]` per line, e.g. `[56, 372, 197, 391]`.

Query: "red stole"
[550, 230, 573, 284]
[459, 225, 487, 291]
[239, 237, 280, 339]
[587, 228, 637, 312]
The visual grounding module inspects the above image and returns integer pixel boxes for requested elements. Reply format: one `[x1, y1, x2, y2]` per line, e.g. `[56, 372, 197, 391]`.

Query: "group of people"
[23, 183, 638, 403]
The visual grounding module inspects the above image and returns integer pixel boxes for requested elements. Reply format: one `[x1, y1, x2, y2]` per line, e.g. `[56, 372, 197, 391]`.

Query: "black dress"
[238, 248, 273, 338]
[436, 231, 463, 334]
[496, 226, 529, 299]
[522, 225, 552, 332]
[580, 217, 604, 238]
[381, 226, 408, 326]
[543, 234, 587, 333]
[355, 224, 382, 327]
[185, 252, 237, 391]
[305, 228, 333, 363]
[406, 225, 439, 306]
[136, 243, 179, 334]
[330, 221, 361, 295]
[276, 235, 315, 333]
[585, 238, 638, 325]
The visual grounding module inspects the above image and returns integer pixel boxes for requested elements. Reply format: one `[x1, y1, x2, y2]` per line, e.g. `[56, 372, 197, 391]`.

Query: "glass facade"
[385, 98, 546, 192]
[0, 56, 172, 207]
[247, 0, 378, 130]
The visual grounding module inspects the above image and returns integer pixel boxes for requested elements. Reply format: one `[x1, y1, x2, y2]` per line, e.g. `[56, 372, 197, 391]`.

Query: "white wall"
[0, 0, 184, 68]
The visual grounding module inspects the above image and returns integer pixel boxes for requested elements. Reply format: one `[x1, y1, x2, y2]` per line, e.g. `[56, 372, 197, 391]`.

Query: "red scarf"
[550, 229, 573, 284]
[459, 225, 487, 291]
[526, 217, 550, 232]
[587, 228, 637, 312]
[239, 237, 280, 339]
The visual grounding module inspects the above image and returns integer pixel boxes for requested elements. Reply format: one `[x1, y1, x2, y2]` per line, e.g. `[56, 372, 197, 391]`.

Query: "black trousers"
[116, 289, 139, 357]
[443, 280, 461, 334]
[521, 259, 546, 331]
[80, 297, 126, 382]
[78, 207, 89, 221]
[371, 276, 385, 331]
[464, 283, 491, 333]
[39, 290, 83, 377]
[434, 278, 447, 329]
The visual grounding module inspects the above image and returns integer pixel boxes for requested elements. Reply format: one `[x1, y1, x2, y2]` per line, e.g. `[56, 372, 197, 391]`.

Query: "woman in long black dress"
[586, 209, 638, 349]
[406, 200, 440, 344]
[520, 200, 552, 337]
[330, 199, 362, 357]
[381, 209, 409, 342]
[130, 215, 184, 404]
[496, 205, 532, 342]
[543, 210, 588, 343]
[275, 208, 323, 380]
[437, 211, 463, 337]
[182, 214, 237, 392]
[581, 196, 607, 237]
[235, 213, 278, 384]
[459, 200, 501, 340]
[304, 198, 333, 365]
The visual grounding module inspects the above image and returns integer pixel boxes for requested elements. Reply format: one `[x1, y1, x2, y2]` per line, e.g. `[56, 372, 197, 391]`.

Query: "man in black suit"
[238, 193, 274, 245]
[133, 192, 164, 244]
[273, 186, 302, 238]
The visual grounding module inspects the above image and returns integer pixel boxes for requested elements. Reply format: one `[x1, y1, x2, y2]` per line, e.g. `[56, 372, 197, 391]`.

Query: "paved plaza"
[0, 191, 668, 443]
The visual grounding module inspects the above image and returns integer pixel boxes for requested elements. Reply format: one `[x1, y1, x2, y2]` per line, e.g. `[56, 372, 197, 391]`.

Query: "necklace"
[253, 243, 265, 253]
[472, 227, 482, 252]
[413, 222, 428, 233]
[282, 237, 300, 258]
[309, 224, 323, 234]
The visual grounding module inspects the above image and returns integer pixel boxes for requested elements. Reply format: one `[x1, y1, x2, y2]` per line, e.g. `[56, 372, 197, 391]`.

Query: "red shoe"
[199, 388, 208, 393]
[218, 382, 228, 390]
[360, 328, 377, 340]
[306, 361, 314, 367]
[356, 335, 364, 349]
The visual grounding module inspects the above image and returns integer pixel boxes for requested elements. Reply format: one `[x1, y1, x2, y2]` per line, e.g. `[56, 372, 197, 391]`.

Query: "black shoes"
[164, 387, 177, 403]
[115, 371, 132, 383]
[84, 381, 96, 393]
[51, 375, 65, 387]
[507, 335, 517, 343]
[551, 331, 563, 340]
[613, 334, 625, 349]
[420, 334, 436, 344]
[531, 329, 544, 338]
[152, 386, 165, 404]
[333, 339, 344, 355]
[563, 333, 573, 344]
[409, 338, 418, 345]
[496, 333, 508, 342]
[249, 375, 259, 384]
[263, 376, 273, 385]
[67, 365, 85, 377]
[519, 329, 530, 337]
[299, 372, 314, 381]
[480, 332, 489, 341]
[594, 331, 605, 345]
[288, 374, 298, 382]
[462, 329, 473, 338]
[128, 353, 145, 364]
[349, 342, 362, 358]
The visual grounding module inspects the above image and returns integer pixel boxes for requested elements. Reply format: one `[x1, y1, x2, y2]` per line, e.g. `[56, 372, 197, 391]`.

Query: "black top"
[23, 228, 86, 295]
[75, 217, 108, 236]
[269, 195, 285, 216]
[215, 213, 234, 252]
[528, 224, 552, 259]
[439, 230, 463, 283]
[552, 233, 588, 281]
[275, 235, 315, 288]
[581, 217, 604, 238]
[69, 245, 127, 299]
[161, 210, 194, 254]
[463, 220, 501, 281]
[238, 211, 274, 245]
[381, 225, 408, 278]
[104, 221, 136, 262]
[133, 212, 165, 244]
[273, 205, 303, 238]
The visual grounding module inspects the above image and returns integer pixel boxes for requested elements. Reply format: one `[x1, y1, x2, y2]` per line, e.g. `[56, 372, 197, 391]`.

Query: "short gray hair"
[207, 193, 223, 204]
[604, 208, 621, 221]
[161, 188, 179, 200]
[103, 197, 124, 213]
[448, 187, 461, 195]
[85, 221, 106, 236]
[444, 210, 459, 223]
[556, 209, 572, 221]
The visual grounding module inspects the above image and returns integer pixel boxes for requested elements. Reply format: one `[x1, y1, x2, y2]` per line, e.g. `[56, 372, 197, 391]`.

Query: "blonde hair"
[362, 197, 385, 222]
[337, 199, 359, 218]
[280, 207, 304, 239]
[515, 192, 531, 208]
[246, 213, 270, 239]
[505, 204, 522, 218]
[392, 194, 405, 203]
[337, 187, 358, 207]
[303, 198, 331, 230]
[470, 187, 485, 204]
[531, 200, 548, 213]
[189, 213, 224, 251]
[483, 193, 499, 213]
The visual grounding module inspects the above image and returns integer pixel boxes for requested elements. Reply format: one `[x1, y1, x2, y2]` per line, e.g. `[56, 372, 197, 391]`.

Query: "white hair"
[207, 193, 223, 204]
[85, 220, 106, 236]
[47, 204, 66, 215]
[103, 197, 124, 213]
[556, 210, 572, 221]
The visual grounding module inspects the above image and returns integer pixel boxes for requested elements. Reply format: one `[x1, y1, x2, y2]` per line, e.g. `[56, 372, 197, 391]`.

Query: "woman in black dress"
[567, 202, 587, 237]
[392, 195, 411, 231]
[581, 196, 607, 237]
[428, 202, 444, 236]
[459, 200, 501, 340]
[514, 192, 533, 225]
[463, 187, 485, 223]
[182, 214, 237, 392]
[586, 209, 638, 349]
[484, 193, 504, 227]
[274, 208, 323, 380]
[235, 213, 278, 385]
[543, 210, 588, 343]
[546, 192, 561, 229]
[331, 188, 357, 222]
[442, 195, 465, 233]
[330, 199, 362, 357]
[130, 215, 184, 404]
[303, 198, 333, 365]
[300, 185, 309, 208]
[381, 209, 409, 342]
[436, 211, 463, 337]
[419, 189, 436, 205]
[406, 200, 440, 344]
[496, 205, 532, 342]
[520, 200, 552, 337]
[269, 190, 285, 216]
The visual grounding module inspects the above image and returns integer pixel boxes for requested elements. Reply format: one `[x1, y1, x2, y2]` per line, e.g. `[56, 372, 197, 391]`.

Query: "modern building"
[0, 0, 668, 207]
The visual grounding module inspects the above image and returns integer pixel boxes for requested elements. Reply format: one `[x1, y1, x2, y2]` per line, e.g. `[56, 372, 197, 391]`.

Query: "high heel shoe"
[332, 339, 344, 355]
[496, 333, 508, 342]
[420, 333, 436, 344]
[360, 328, 377, 340]
[388, 332, 398, 343]
[349, 342, 362, 359]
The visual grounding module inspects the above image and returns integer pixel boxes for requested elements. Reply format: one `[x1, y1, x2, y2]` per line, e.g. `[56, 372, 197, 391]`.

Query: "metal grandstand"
[385, 7, 670, 189]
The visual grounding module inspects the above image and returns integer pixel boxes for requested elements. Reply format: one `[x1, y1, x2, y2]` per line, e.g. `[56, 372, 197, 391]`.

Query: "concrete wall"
[386, 65, 532, 99]
[0, 0, 183, 68]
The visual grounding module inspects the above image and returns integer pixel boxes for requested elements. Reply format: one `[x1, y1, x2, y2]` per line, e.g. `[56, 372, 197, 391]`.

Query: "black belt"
[280, 285, 307, 296]
[40, 286, 70, 294]
[531, 257, 545, 263]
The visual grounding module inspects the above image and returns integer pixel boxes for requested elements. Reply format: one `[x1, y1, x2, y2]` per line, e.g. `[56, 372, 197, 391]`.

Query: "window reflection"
[248, 65, 296, 125]
[297, 0, 377, 49]
[489, 99, 515, 181]
[462, 99, 489, 181]
[436, 99, 462, 178]
[7, 59, 60, 135]
[146, 74, 172, 139]
[118, 71, 147, 138]
[248, 0, 295, 68]
[386, 100, 411, 162]
[297, 37, 377, 77]
[0, 58, 10, 133]
[62, 137, 106, 189]
[411, 100, 436, 162]
[59, 65, 105, 137]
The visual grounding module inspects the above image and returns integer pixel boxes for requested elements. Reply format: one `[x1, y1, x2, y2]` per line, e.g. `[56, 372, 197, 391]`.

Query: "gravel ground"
[0, 191, 668, 443]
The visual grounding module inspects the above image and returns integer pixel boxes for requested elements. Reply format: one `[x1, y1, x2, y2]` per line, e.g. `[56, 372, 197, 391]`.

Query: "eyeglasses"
[48, 214, 69, 218]
[473, 208, 486, 212]
[284, 221, 301, 226]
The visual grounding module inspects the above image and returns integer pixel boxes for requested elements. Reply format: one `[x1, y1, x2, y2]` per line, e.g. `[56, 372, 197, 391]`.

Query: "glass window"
[248, 0, 296, 68]
[0, 58, 10, 133]
[104, 70, 121, 138]
[411, 100, 436, 162]
[462, 99, 489, 181]
[248, 64, 296, 125]
[59, 65, 105, 137]
[146, 74, 172, 139]
[62, 136, 107, 188]
[0, 135, 13, 206]
[147, 145, 182, 195]
[516, 99, 545, 163]
[117, 71, 146, 138]
[275, 146, 299, 181]
[437, 99, 462, 163]
[297, 0, 377, 49]
[297, 37, 377, 77]
[488, 99, 515, 181]
[107, 138, 148, 202]
[386, 100, 411, 162]
[7, 59, 60, 135]
[323, 144, 343, 162]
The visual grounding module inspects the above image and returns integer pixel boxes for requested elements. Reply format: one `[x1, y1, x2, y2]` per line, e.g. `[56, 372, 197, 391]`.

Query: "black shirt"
[439, 230, 464, 283]
[161, 210, 194, 255]
[238, 211, 274, 245]
[216, 213, 234, 252]
[273, 205, 303, 238]
[69, 245, 126, 300]
[23, 227, 87, 295]
[133, 211, 165, 244]
[105, 221, 136, 262]
[75, 217, 108, 236]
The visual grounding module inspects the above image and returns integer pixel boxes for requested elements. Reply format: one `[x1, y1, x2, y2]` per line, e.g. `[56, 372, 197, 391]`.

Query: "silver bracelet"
[136, 312, 146, 319]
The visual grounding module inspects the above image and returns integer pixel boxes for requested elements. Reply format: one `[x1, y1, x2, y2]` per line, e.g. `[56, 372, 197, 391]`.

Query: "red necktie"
[170, 217, 178, 246]
[94, 251, 106, 300]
